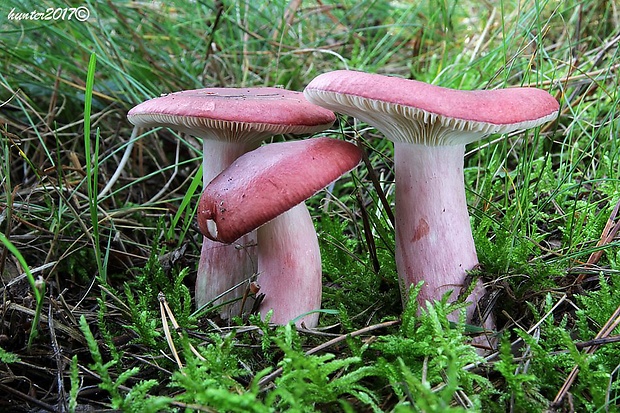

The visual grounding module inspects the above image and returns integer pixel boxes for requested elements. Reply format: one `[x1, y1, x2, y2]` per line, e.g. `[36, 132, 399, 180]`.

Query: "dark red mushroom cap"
[128, 87, 336, 142]
[198, 138, 362, 243]
[304, 70, 559, 145]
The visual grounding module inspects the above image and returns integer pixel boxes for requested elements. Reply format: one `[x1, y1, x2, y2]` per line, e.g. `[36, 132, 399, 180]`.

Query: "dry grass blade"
[159, 292, 184, 370]
[6, 302, 85, 344]
[159, 292, 205, 361]
[48, 303, 68, 413]
[575, 198, 620, 284]
[0, 383, 57, 412]
[271, 0, 303, 41]
[574, 333, 620, 350]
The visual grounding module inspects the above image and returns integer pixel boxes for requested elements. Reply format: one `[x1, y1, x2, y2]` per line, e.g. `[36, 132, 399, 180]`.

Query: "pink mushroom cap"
[127, 87, 336, 141]
[304, 70, 559, 145]
[198, 137, 362, 244]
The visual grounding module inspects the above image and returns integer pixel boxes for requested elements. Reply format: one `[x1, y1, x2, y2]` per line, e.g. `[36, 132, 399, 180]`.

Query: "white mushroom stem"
[195, 139, 258, 315]
[394, 142, 486, 324]
[201, 139, 258, 189]
[256, 202, 322, 328]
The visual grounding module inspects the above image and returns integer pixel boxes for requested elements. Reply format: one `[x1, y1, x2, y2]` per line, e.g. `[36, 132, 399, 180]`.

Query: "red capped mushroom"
[128, 88, 335, 318]
[304, 70, 559, 327]
[198, 137, 362, 327]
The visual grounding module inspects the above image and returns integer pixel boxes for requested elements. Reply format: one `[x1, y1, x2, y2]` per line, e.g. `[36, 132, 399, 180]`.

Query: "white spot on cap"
[206, 219, 218, 239]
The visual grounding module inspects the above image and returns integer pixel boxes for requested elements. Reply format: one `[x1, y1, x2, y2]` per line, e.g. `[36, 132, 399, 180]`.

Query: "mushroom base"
[196, 234, 257, 318]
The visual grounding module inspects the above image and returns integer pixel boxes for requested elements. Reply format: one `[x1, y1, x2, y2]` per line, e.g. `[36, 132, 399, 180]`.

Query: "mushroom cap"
[128, 87, 336, 143]
[198, 137, 362, 243]
[304, 70, 560, 146]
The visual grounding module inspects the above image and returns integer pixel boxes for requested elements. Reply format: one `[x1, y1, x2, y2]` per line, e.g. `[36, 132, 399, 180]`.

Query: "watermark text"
[7, 7, 90, 22]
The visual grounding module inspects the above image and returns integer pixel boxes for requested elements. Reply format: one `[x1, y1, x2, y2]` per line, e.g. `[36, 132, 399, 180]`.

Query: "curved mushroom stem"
[394, 142, 490, 326]
[256, 202, 322, 328]
[195, 139, 258, 317]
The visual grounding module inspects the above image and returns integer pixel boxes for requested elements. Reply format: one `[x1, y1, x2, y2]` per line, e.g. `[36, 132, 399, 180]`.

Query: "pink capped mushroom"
[304, 70, 559, 327]
[127, 88, 335, 318]
[198, 137, 362, 327]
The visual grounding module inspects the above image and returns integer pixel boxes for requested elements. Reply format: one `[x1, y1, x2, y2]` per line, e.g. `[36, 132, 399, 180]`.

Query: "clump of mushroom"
[128, 88, 335, 318]
[198, 137, 362, 327]
[304, 70, 559, 326]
